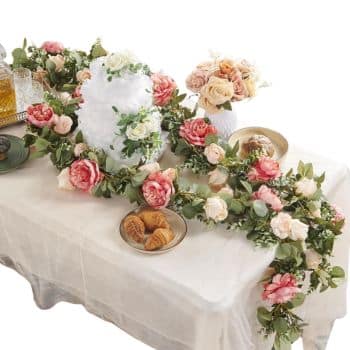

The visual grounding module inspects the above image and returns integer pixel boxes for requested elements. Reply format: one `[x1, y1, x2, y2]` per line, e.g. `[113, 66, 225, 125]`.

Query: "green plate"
[0, 134, 29, 174]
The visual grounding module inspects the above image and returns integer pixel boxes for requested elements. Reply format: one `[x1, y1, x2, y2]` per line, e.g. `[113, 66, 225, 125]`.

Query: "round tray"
[0, 134, 29, 174]
[119, 206, 187, 254]
[228, 127, 288, 162]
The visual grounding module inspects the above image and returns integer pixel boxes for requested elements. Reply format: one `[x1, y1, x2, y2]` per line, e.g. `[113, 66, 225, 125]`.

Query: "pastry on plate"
[123, 215, 145, 243]
[241, 134, 275, 158]
[138, 209, 170, 231]
[144, 228, 175, 251]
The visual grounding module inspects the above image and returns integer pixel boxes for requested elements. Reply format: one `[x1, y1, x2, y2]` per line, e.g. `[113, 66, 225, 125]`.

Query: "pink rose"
[69, 159, 104, 192]
[252, 185, 283, 211]
[26, 104, 55, 128]
[186, 69, 209, 93]
[262, 273, 301, 304]
[332, 204, 345, 227]
[248, 157, 281, 182]
[179, 118, 217, 147]
[142, 171, 175, 209]
[41, 41, 64, 54]
[232, 73, 248, 101]
[53, 115, 73, 135]
[72, 86, 84, 104]
[151, 73, 177, 106]
[74, 143, 88, 157]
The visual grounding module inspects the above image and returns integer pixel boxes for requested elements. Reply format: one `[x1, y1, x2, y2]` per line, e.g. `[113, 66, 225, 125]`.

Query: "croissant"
[123, 215, 145, 243]
[144, 228, 174, 251]
[138, 209, 170, 231]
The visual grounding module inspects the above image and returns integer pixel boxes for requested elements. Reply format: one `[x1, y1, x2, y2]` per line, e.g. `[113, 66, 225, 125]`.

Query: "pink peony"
[248, 157, 281, 182]
[252, 185, 283, 211]
[69, 159, 104, 193]
[179, 118, 217, 147]
[262, 273, 300, 304]
[41, 41, 64, 54]
[142, 171, 175, 209]
[151, 73, 177, 106]
[26, 104, 55, 128]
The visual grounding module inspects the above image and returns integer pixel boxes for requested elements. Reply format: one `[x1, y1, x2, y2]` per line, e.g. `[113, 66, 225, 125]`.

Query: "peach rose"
[53, 115, 73, 135]
[200, 76, 234, 106]
[247, 157, 281, 182]
[196, 61, 218, 73]
[69, 159, 103, 192]
[26, 104, 55, 128]
[76, 68, 91, 83]
[208, 168, 229, 192]
[151, 73, 177, 107]
[41, 41, 64, 54]
[305, 249, 322, 270]
[204, 143, 225, 164]
[74, 143, 88, 157]
[138, 162, 161, 174]
[142, 171, 174, 209]
[57, 168, 75, 191]
[163, 168, 177, 181]
[48, 54, 65, 72]
[295, 178, 318, 198]
[262, 273, 300, 304]
[186, 69, 209, 93]
[217, 185, 234, 197]
[252, 185, 283, 211]
[198, 95, 221, 115]
[179, 118, 217, 147]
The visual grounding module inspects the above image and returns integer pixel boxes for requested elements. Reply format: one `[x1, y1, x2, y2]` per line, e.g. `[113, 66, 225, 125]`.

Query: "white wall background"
[0, 0, 349, 349]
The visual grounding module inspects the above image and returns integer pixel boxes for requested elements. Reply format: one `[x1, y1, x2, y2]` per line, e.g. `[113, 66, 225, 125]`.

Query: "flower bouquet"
[186, 57, 258, 138]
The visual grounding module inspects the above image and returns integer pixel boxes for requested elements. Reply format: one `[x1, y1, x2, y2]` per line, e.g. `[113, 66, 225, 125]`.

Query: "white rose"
[59, 92, 72, 105]
[126, 123, 150, 141]
[270, 212, 292, 239]
[204, 143, 226, 165]
[208, 168, 229, 191]
[143, 115, 159, 134]
[295, 178, 318, 198]
[217, 185, 234, 197]
[305, 249, 322, 270]
[74, 143, 88, 157]
[48, 54, 65, 72]
[138, 162, 161, 174]
[57, 168, 75, 191]
[204, 197, 228, 222]
[104, 51, 137, 71]
[290, 219, 309, 241]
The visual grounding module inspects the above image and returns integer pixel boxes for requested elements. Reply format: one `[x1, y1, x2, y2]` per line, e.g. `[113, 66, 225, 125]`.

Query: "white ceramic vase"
[206, 107, 238, 140]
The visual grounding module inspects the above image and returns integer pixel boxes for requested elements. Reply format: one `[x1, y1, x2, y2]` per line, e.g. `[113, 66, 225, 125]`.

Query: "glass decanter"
[0, 43, 17, 122]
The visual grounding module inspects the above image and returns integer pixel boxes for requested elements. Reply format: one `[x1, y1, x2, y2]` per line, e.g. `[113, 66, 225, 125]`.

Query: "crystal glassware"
[13, 67, 32, 112]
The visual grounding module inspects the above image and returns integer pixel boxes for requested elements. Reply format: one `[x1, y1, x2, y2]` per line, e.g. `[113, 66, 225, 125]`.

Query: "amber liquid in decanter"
[0, 77, 17, 119]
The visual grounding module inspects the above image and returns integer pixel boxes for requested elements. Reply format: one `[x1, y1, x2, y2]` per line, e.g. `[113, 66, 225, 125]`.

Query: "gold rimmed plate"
[119, 206, 187, 254]
[228, 127, 288, 162]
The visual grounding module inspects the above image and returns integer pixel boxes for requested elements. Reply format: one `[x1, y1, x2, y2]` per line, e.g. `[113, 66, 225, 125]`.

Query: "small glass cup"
[31, 80, 44, 104]
[13, 67, 32, 112]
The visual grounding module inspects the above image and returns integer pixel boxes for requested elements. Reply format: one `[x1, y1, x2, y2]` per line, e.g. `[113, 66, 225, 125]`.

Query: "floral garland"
[15, 40, 346, 350]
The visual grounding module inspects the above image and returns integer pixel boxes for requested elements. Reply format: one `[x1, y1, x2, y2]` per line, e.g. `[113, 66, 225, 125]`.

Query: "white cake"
[77, 55, 165, 166]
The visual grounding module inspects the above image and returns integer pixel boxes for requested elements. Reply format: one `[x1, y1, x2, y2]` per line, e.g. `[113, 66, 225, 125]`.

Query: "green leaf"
[88, 151, 98, 163]
[182, 203, 199, 219]
[330, 266, 345, 278]
[46, 59, 56, 72]
[257, 307, 272, 326]
[105, 156, 120, 174]
[11, 48, 28, 67]
[220, 100, 232, 111]
[205, 133, 219, 146]
[276, 243, 293, 259]
[90, 38, 108, 59]
[297, 161, 305, 176]
[304, 163, 314, 179]
[231, 140, 240, 155]
[195, 184, 212, 199]
[131, 171, 148, 187]
[253, 200, 268, 217]
[124, 184, 141, 203]
[273, 317, 289, 334]
[75, 130, 84, 144]
[230, 199, 244, 214]
[240, 180, 252, 194]
[290, 293, 306, 308]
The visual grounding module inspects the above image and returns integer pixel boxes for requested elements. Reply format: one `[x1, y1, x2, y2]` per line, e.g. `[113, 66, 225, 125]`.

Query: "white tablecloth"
[0, 125, 349, 350]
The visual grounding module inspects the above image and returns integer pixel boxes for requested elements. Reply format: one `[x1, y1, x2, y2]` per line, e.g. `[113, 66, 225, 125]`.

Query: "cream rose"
[289, 219, 309, 241]
[204, 143, 226, 165]
[200, 76, 234, 106]
[48, 54, 65, 72]
[74, 143, 88, 157]
[138, 162, 161, 174]
[126, 123, 150, 141]
[198, 95, 221, 115]
[54, 115, 73, 135]
[270, 212, 292, 239]
[57, 168, 75, 191]
[208, 168, 229, 192]
[76, 68, 91, 83]
[163, 168, 177, 181]
[217, 185, 234, 197]
[305, 249, 322, 270]
[59, 92, 72, 105]
[104, 51, 136, 71]
[295, 178, 318, 198]
[204, 197, 228, 222]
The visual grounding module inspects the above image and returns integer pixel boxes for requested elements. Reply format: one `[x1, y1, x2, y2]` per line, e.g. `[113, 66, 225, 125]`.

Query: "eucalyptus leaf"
[253, 200, 268, 217]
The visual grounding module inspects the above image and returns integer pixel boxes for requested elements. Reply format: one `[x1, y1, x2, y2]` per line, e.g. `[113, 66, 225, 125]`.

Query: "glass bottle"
[0, 43, 17, 123]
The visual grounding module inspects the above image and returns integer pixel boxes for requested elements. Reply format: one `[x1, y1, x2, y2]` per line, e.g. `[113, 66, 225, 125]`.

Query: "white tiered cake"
[77, 54, 165, 166]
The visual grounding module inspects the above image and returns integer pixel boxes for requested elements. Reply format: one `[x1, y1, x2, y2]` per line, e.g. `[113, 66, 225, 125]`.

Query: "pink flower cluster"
[262, 273, 300, 304]
[69, 159, 104, 192]
[252, 185, 283, 211]
[151, 73, 177, 107]
[142, 170, 175, 209]
[248, 157, 281, 182]
[332, 204, 345, 227]
[41, 41, 64, 54]
[179, 118, 217, 147]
